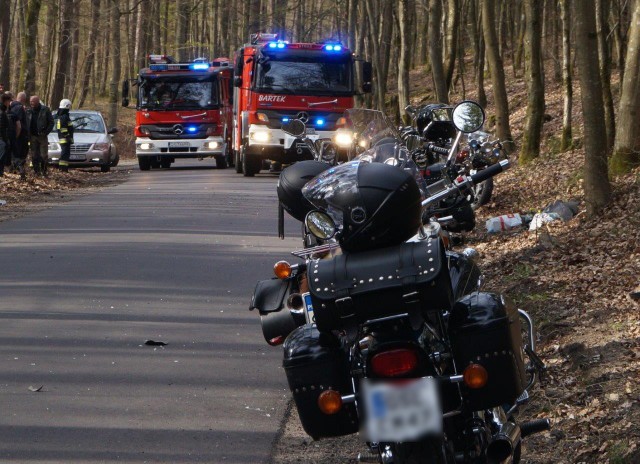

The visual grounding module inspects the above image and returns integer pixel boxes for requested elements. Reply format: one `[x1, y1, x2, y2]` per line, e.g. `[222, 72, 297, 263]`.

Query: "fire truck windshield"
[138, 76, 218, 110]
[254, 53, 353, 96]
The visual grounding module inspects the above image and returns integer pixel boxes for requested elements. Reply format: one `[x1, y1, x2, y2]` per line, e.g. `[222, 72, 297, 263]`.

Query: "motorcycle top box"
[308, 238, 453, 332]
[448, 292, 528, 410]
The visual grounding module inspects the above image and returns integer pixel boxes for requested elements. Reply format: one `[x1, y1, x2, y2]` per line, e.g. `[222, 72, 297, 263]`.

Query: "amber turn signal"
[463, 363, 489, 389]
[317, 389, 342, 415]
[273, 260, 292, 279]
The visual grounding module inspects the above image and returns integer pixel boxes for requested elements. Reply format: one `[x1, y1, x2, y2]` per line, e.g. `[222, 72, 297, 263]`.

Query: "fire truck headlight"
[334, 130, 354, 148]
[206, 141, 219, 149]
[138, 143, 154, 150]
[251, 130, 271, 143]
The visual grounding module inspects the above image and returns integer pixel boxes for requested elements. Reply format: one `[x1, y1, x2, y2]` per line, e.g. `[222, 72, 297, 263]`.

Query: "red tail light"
[371, 348, 419, 377]
[456, 149, 469, 163]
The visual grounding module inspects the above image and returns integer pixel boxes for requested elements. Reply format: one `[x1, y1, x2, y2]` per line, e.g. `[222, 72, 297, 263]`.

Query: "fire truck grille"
[71, 144, 92, 154]
[142, 124, 216, 140]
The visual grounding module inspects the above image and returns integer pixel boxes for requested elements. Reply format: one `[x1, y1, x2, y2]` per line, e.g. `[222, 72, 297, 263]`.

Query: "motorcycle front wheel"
[470, 176, 494, 210]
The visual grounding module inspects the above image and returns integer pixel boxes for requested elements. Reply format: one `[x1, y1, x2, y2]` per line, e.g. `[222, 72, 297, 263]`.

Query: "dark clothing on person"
[0, 105, 8, 176]
[26, 103, 54, 137]
[9, 101, 28, 174]
[26, 103, 54, 176]
[57, 108, 74, 171]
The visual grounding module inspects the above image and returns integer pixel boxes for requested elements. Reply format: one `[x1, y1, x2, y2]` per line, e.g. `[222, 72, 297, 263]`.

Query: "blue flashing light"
[282, 117, 290, 122]
[277, 42, 286, 49]
[334, 45, 342, 51]
[325, 45, 334, 51]
[187, 126, 198, 133]
[190, 63, 209, 70]
[268, 42, 277, 48]
[316, 118, 325, 126]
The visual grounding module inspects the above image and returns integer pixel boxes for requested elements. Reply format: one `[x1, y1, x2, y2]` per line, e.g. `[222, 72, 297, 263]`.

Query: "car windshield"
[254, 52, 353, 96]
[139, 76, 217, 110]
[71, 113, 105, 133]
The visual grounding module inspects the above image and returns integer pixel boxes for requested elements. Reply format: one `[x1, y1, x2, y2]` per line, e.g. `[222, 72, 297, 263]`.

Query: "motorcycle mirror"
[405, 134, 423, 152]
[305, 211, 337, 240]
[282, 119, 306, 137]
[452, 101, 485, 133]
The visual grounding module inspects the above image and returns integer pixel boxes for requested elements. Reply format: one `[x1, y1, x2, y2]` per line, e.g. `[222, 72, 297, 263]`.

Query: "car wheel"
[111, 153, 120, 167]
[138, 157, 151, 171]
[101, 164, 111, 173]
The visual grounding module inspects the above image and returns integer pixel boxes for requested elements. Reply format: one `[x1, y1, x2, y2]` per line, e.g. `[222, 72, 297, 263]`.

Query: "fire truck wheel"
[160, 158, 171, 169]
[234, 150, 242, 173]
[242, 154, 261, 177]
[138, 157, 151, 171]
[216, 156, 228, 169]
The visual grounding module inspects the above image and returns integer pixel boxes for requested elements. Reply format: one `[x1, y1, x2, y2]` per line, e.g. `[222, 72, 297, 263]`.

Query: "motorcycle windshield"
[344, 108, 402, 149]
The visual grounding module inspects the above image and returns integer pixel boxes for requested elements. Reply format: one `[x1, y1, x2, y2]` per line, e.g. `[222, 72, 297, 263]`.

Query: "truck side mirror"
[233, 76, 242, 88]
[121, 80, 130, 107]
[362, 62, 373, 94]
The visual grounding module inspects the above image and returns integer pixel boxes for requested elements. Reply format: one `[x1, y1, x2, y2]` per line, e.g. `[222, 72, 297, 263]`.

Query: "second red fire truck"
[232, 33, 372, 176]
[123, 55, 234, 170]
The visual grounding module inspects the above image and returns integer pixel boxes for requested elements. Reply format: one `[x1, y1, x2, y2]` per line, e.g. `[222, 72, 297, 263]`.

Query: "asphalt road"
[0, 160, 301, 463]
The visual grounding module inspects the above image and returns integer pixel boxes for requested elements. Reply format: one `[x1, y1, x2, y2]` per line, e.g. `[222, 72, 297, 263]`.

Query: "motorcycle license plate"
[169, 141, 190, 148]
[362, 377, 442, 442]
[302, 292, 315, 324]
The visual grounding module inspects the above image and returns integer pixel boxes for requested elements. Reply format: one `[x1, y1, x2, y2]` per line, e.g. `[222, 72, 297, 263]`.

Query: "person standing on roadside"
[26, 95, 54, 176]
[9, 92, 28, 180]
[0, 94, 11, 177]
[57, 99, 74, 172]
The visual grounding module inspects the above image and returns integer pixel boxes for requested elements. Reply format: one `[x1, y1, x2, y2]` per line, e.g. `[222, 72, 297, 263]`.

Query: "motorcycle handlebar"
[470, 159, 509, 184]
[421, 159, 510, 208]
[428, 144, 450, 156]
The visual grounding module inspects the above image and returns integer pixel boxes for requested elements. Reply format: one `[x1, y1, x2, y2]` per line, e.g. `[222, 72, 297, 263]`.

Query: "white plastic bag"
[486, 213, 523, 233]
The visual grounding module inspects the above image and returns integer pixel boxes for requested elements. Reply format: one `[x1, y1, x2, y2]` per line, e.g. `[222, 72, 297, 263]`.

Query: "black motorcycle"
[251, 101, 549, 463]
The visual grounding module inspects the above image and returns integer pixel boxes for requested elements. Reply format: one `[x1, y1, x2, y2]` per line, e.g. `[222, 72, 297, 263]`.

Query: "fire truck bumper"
[245, 125, 341, 163]
[136, 137, 226, 158]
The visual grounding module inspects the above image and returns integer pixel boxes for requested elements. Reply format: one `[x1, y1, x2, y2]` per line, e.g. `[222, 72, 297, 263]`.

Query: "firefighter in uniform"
[57, 99, 74, 172]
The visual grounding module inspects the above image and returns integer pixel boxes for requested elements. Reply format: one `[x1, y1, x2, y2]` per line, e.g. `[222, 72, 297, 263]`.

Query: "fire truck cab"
[123, 55, 233, 170]
[232, 33, 371, 176]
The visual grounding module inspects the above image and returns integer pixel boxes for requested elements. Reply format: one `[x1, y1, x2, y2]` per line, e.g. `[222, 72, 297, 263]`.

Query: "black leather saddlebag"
[283, 325, 359, 440]
[448, 292, 528, 410]
[309, 239, 453, 332]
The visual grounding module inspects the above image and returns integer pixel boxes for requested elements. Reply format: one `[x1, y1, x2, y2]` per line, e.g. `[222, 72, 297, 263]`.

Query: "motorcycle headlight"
[334, 130, 354, 148]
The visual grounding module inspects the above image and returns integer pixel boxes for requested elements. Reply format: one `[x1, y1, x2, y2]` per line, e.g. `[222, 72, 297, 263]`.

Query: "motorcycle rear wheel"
[392, 438, 449, 464]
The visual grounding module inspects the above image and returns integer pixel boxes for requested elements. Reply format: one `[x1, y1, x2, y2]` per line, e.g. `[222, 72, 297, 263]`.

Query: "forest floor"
[270, 61, 640, 463]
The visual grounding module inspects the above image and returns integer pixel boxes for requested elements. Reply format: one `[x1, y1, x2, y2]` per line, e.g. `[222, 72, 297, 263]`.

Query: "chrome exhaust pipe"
[487, 421, 521, 463]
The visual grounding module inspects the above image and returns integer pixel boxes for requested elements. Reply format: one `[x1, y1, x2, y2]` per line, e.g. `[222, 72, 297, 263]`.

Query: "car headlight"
[334, 130, 354, 148]
[250, 130, 271, 143]
[138, 143, 154, 150]
[93, 143, 110, 151]
[48, 142, 61, 151]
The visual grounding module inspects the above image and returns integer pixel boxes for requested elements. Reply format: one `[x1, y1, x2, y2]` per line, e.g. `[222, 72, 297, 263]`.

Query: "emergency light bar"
[251, 33, 278, 44]
[148, 54, 175, 64]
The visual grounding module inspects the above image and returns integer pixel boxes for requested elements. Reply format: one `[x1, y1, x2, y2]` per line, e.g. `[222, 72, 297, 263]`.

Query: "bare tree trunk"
[109, 0, 121, 128]
[482, 0, 513, 150]
[573, 0, 611, 216]
[610, 0, 640, 174]
[559, 0, 572, 152]
[176, 0, 189, 61]
[67, 0, 80, 97]
[398, 0, 412, 124]
[78, 0, 101, 108]
[520, 0, 545, 162]
[0, 0, 10, 88]
[444, 0, 459, 90]
[50, 0, 73, 108]
[429, 0, 448, 103]
[19, 0, 42, 97]
[596, 0, 615, 152]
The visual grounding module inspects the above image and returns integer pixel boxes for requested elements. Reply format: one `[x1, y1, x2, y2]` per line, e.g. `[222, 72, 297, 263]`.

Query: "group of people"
[0, 84, 75, 180]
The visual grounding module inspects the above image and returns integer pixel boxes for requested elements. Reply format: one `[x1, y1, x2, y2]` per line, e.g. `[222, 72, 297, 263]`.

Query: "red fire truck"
[232, 33, 372, 176]
[122, 55, 233, 170]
